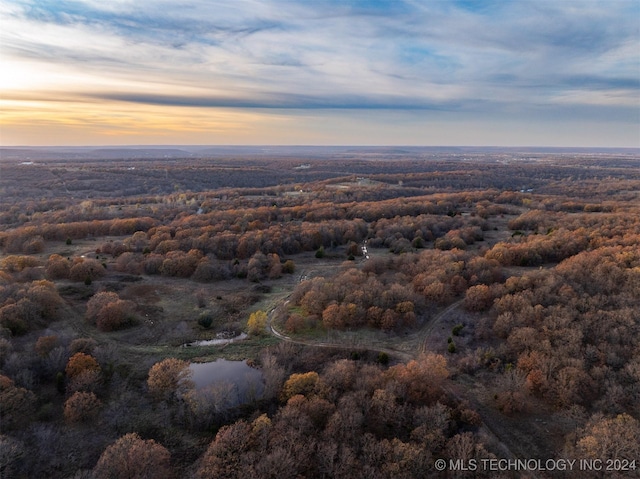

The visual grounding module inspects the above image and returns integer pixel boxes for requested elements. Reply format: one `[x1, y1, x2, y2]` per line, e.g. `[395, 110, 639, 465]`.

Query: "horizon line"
[2, 144, 639, 150]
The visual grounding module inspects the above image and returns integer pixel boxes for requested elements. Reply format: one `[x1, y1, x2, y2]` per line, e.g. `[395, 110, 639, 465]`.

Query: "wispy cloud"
[1, 0, 638, 146]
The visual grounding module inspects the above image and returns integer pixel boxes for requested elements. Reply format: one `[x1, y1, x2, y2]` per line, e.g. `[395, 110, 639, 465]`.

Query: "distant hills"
[1, 145, 638, 161]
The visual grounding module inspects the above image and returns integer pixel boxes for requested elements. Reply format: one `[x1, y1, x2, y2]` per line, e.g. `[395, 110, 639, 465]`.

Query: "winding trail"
[266, 244, 466, 363]
[266, 298, 413, 361]
[418, 299, 463, 354]
[264, 273, 544, 475]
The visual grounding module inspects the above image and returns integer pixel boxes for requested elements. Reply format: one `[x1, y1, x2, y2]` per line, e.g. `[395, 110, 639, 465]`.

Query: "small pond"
[189, 359, 264, 404]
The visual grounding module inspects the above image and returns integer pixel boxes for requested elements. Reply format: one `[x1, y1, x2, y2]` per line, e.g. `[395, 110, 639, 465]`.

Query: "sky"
[0, 0, 639, 147]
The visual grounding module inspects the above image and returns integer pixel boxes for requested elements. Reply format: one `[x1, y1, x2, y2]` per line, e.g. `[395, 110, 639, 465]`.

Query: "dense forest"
[0, 148, 639, 478]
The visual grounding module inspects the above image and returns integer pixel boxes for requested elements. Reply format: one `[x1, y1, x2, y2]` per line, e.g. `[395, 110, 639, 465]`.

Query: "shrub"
[282, 259, 295, 274]
[198, 312, 214, 329]
[377, 352, 389, 365]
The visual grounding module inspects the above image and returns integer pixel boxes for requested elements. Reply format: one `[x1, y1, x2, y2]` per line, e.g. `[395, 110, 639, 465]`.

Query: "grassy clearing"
[184, 336, 282, 362]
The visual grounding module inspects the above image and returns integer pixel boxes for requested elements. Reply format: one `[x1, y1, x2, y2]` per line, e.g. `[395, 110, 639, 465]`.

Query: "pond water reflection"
[189, 359, 264, 404]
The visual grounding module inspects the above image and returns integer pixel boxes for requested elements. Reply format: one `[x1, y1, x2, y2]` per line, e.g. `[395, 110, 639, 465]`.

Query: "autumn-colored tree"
[368, 388, 403, 435]
[552, 366, 594, 408]
[387, 353, 449, 404]
[22, 235, 45, 254]
[297, 284, 327, 316]
[298, 395, 336, 430]
[143, 253, 164, 274]
[45, 254, 71, 279]
[160, 249, 200, 277]
[67, 368, 102, 395]
[147, 358, 193, 401]
[366, 306, 384, 328]
[524, 369, 547, 396]
[115, 252, 144, 274]
[322, 303, 344, 329]
[445, 432, 494, 474]
[93, 433, 172, 479]
[284, 313, 306, 333]
[494, 369, 529, 415]
[280, 372, 320, 402]
[411, 402, 451, 451]
[268, 253, 282, 279]
[464, 284, 494, 312]
[124, 231, 149, 252]
[0, 304, 27, 335]
[323, 393, 364, 445]
[69, 258, 105, 282]
[96, 299, 136, 331]
[34, 335, 59, 357]
[0, 375, 36, 430]
[247, 252, 268, 282]
[26, 280, 63, 320]
[196, 421, 253, 479]
[1, 255, 40, 273]
[571, 413, 640, 473]
[64, 391, 102, 423]
[507, 210, 548, 231]
[322, 359, 358, 394]
[0, 270, 11, 284]
[154, 239, 180, 255]
[86, 291, 136, 331]
[65, 352, 101, 380]
[381, 308, 400, 331]
[86, 291, 120, 320]
[247, 310, 267, 336]
[422, 281, 453, 306]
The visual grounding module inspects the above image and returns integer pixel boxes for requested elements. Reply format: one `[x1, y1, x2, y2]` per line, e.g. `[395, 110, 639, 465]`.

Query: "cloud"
[1, 0, 638, 146]
[91, 91, 462, 110]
